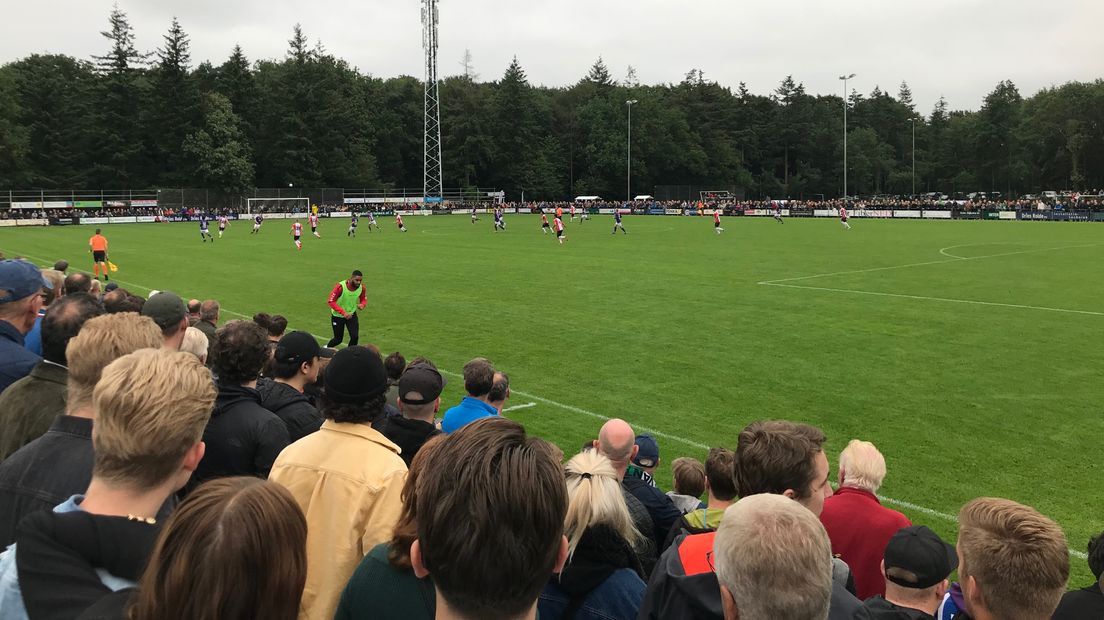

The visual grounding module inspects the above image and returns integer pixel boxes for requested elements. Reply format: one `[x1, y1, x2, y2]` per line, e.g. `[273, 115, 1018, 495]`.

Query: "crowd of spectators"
[0, 255, 1101, 620]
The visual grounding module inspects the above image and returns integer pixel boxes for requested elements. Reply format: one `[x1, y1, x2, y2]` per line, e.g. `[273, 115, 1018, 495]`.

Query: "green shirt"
[684, 506, 726, 530]
[335, 543, 435, 620]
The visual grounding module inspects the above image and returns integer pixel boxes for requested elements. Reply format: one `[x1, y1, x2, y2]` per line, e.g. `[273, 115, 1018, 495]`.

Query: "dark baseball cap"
[398, 363, 447, 405]
[141, 291, 186, 330]
[884, 525, 958, 589]
[0, 260, 52, 304]
[633, 434, 660, 468]
[275, 331, 321, 366]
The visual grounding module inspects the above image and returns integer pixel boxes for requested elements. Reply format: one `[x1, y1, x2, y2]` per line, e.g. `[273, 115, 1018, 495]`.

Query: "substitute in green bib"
[326, 269, 367, 347]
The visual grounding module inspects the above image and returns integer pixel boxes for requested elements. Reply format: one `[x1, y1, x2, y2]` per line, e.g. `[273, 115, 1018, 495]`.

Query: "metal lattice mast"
[422, 0, 443, 201]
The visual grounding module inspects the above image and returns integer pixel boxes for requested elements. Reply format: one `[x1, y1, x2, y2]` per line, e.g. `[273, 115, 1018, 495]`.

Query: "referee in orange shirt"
[89, 228, 109, 281]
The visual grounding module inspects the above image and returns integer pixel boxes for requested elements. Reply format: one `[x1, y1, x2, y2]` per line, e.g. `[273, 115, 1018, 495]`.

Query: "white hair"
[838, 439, 887, 493]
[714, 494, 833, 620]
[179, 327, 208, 363]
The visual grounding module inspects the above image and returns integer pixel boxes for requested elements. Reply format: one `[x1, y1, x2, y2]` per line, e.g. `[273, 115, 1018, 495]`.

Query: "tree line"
[0, 7, 1102, 199]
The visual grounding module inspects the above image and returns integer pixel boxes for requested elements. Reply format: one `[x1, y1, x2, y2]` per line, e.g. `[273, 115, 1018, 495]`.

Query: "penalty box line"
[6, 246, 1087, 559]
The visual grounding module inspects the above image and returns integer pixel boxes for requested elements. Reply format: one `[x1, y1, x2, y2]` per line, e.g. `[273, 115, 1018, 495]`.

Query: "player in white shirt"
[840, 206, 851, 230]
[309, 213, 321, 238]
[366, 211, 380, 232]
[218, 215, 229, 238]
[291, 221, 303, 250]
[713, 209, 724, 234]
[772, 202, 784, 224]
[570, 205, 576, 221]
[396, 213, 407, 232]
[554, 215, 566, 245]
[252, 214, 263, 233]
[471, 207, 479, 224]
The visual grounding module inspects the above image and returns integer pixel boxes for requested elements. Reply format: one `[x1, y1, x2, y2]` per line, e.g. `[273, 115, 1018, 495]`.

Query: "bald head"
[596, 419, 637, 471]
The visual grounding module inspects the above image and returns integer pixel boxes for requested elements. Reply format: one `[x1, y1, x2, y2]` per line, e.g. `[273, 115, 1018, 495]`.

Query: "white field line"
[502, 402, 536, 413]
[762, 283, 1104, 316]
[7, 247, 1088, 559]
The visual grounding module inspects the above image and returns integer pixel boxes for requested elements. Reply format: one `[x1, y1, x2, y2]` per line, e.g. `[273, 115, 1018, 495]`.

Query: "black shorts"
[93, 251, 106, 262]
[311, 226, 317, 232]
[294, 235, 301, 241]
[542, 222, 550, 228]
[714, 221, 720, 227]
[556, 229, 563, 237]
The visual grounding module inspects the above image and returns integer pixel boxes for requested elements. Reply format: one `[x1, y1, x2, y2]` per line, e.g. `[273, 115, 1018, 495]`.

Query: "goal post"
[246, 197, 309, 214]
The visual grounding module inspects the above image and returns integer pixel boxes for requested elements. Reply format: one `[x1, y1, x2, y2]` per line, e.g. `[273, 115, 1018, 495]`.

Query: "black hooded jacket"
[371, 415, 441, 467]
[189, 383, 289, 492]
[15, 509, 160, 620]
[256, 378, 323, 442]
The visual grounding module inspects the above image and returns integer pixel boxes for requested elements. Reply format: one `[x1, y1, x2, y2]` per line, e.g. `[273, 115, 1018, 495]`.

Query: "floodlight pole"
[626, 99, 638, 202]
[839, 73, 855, 199]
[908, 118, 917, 196]
[422, 0, 443, 202]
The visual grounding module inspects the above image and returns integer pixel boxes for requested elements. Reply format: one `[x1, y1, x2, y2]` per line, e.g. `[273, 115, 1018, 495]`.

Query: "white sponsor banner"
[108, 216, 137, 224]
[665, 208, 683, 215]
[923, 210, 952, 219]
[81, 217, 110, 224]
[42, 201, 71, 209]
[396, 210, 414, 216]
[136, 216, 158, 223]
[384, 197, 409, 204]
[854, 209, 893, 218]
[598, 208, 619, 214]
[893, 210, 922, 218]
[451, 208, 470, 214]
[502, 208, 517, 214]
[998, 211, 1016, 220]
[16, 219, 49, 226]
[130, 200, 158, 207]
[814, 209, 836, 217]
[329, 212, 352, 218]
[11, 201, 43, 209]
[0, 220, 17, 227]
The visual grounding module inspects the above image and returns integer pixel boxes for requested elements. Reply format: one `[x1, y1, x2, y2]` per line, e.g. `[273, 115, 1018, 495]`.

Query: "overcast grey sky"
[5, 0, 1102, 113]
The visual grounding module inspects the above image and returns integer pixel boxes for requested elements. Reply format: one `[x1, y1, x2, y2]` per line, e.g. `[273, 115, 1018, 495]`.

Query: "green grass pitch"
[3, 213, 1101, 586]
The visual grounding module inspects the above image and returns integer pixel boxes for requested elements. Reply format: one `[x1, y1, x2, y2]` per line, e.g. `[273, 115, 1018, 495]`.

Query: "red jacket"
[819, 486, 911, 600]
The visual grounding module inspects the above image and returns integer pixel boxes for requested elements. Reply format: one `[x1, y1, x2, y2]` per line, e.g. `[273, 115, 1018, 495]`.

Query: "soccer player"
[840, 205, 851, 230]
[612, 210, 627, 234]
[494, 208, 506, 231]
[713, 208, 725, 234]
[218, 215, 229, 238]
[291, 220, 303, 250]
[348, 213, 358, 237]
[309, 212, 321, 238]
[772, 202, 784, 224]
[251, 214, 263, 234]
[199, 215, 214, 242]
[541, 212, 551, 234]
[570, 205, 576, 221]
[554, 215, 566, 245]
[366, 211, 380, 232]
[396, 212, 407, 232]
[88, 228, 109, 281]
[471, 206, 479, 224]
[556, 206, 563, 220]
[326, 269, 367, 347]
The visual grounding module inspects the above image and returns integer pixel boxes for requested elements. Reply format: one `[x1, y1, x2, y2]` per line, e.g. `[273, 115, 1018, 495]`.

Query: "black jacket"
[190, 383, 289, 492]
[256, 378, 323, 442]
[863, 596, 934, 619]
[15, 509, 160, 620]
[371, 415, 441, 467]
[622, 475, 682, 554]
[547, 524, 644, 619]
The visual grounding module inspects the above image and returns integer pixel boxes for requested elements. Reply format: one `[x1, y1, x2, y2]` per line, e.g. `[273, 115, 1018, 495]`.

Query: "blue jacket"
[441, 397, 498, 434]
[541, 569, 645, 620]
[0, 321, 40, 395]
[539, 525, 645, 620]
[22, 313, 44, 356]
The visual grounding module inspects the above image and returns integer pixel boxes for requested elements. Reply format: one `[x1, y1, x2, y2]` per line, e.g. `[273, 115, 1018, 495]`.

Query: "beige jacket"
[270, 419, 408, 620]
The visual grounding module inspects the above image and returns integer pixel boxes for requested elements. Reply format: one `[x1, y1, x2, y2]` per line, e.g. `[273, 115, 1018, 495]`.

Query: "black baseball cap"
[324, 345, 388, 404]
[884, 525, 958, 589]
[274, 331, 321, 366]
[141, 291, 186, 330]
[398, 363, 447, 405]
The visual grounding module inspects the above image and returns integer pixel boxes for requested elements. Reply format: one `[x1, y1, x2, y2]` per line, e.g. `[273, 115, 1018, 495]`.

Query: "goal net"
[246, 197, 309, 214]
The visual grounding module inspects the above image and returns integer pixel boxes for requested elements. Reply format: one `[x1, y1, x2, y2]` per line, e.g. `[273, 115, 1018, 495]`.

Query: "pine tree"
[898, 80, 915, 113]
[89, 4, 150, 186]
[152, 17, 201, 184]
[585, 57, 613, 86]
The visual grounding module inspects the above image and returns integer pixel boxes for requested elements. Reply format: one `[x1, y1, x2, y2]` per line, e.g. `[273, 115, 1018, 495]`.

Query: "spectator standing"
[335, 435, 447, 620]
[440, 358, 499, 433]
[628, 434, 660, 487]
[666, 456, 707, 515]
[383, 351, 406, 411]
[256, 331, 324, 442]
[864, 525, 957, 620]
[955, 497, 1068, 620]
[23, 269, 65, 356]
[820, 440, 911, 600]
[0, 294, 102, 460]
[539, 450, 646, 620]
[0, 260, 49, 394]
[713, 494, 834, 620]
[193, 300, 219, 350]
[186, 299, 201, 326]
[488, 371, 510, 413]
[373, 361, 445, 467]
[79, 478, 308, 620]
[1052, 530, 1104, 619]
[269, 345, 407, 620]
[683, 447, 737, 530]
[63, 272, 92, 296]
[190, 320, 289, 489]
[0, 313, 162, 548]
[178, 327, 209, 364]
[410, 417, 568, 620]
[140, 291, 189, 350]
[3, 348, 215, 620]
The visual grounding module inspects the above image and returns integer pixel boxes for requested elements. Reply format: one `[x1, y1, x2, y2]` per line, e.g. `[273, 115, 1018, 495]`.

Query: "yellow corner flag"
[108, 261, 119, 272]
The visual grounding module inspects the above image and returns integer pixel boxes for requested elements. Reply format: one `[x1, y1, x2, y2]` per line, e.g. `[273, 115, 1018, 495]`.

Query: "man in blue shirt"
[0, 260, 50, 394]
[441, 358, 499, 433]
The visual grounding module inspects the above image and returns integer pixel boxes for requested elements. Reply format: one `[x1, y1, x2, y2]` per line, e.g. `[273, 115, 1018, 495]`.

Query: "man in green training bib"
[326, 269, 367, 347]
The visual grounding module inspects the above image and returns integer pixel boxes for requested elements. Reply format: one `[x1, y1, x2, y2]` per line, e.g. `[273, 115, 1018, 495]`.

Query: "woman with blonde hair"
[539, 450, 646, 620]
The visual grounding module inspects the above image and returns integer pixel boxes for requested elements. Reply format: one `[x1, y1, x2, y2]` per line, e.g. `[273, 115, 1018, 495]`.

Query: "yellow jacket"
[269, 420, 408, 620]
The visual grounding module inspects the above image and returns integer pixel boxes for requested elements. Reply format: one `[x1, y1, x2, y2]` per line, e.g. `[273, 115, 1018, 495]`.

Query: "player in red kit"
[395, 213, 407, 232]
[291, 220, 303, 250]
[541, 212, 550, 234]
[713, 209, 724, 234]
[554, 215, 566, 245]
[840, 206, 851, 230]
[309, 213, 321, 238]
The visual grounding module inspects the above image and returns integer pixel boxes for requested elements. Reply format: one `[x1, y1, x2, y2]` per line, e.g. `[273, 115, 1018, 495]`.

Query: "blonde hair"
[66, 313, 164, 408]
[92, 348, 216, 489]
[563, 450, 640, 559]
[958, 497, 1069, 620]
[180, 327, 209, 361]
[838, 439, 886, 493]
[714, 494, 833, 620]
[41, 269, 65, 304]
